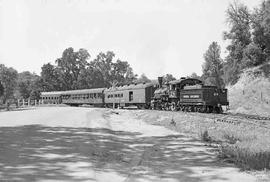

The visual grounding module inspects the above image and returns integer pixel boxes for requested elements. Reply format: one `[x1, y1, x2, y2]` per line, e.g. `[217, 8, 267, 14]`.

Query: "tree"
[88, 51, 137, 87]
[55, 47, 90, 90]
[188, 72, 201, 80]
[202, 42, 224, 88]
[163, 74, 176, 83]
[29, 90, 41, 101]
[250, 0, 270, 62]
[0, 64, 18, 103]
[77, 66, 105, 89]
[17, 71, 40, 99]
[40, 63, 62, 91]
[0, 81, 4, 98]
[242, 43, 266, 67]
[223, 2, 251, 84]
[112, 59, 137, 84]
[136, 73, 151, 83]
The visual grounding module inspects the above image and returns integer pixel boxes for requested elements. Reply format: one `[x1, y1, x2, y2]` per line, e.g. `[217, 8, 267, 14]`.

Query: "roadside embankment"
[134, 109, 270, 173]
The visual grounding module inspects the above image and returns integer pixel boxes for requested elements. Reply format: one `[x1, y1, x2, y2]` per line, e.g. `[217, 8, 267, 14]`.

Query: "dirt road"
[0, 107, 257, 181]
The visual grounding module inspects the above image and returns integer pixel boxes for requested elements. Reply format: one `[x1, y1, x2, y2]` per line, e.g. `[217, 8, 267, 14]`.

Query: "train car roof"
[60, 88, 105, 95]
[41, 91, 63, 96]
[104, 82, 154, 92]
[41, 88, 105, 96]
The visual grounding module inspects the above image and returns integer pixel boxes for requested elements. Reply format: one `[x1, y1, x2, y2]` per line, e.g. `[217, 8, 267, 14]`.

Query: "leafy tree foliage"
[242, 43, 266, 67]
[0, 81, 4, 97]
[0, 64, 18, 103]
[136, 73, 151, 83]
[163, 74, 176, 83]
[55, 47, 90, 90]
[223, 2, 251, 84]
[250, 0, 270, 63]
[202, 42, 224, 88]
[220, 1, 270, 85]
[29, 90, 41, 100]
[188, 72, 201, 80]
[40, 49, 137, 90]
[87, 51, 137, 87]
[17, 71, 40, 99]
[40, 63, 62, 91]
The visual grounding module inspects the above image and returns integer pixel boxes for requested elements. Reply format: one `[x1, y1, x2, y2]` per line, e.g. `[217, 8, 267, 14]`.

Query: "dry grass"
[135, 110, 270, 170]
[228, 62, 270, 117]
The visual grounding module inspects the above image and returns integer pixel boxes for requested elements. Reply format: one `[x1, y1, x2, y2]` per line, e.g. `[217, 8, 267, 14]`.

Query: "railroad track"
[196, 112, 270, 130]
[145, 108, 270, 130]
[226, 113, 270, 121]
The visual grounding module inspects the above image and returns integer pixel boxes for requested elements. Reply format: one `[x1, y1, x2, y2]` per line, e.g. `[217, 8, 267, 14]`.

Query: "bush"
[223, 133, 239, 144]
[200, 130, 212, 142]
[219, 142, 270, 170]
[242, 43, 266, 68]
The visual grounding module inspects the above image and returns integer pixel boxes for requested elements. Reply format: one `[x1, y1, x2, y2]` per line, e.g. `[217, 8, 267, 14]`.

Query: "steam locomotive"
[152, 77, 229, 113]
[41, 77, 229, 113]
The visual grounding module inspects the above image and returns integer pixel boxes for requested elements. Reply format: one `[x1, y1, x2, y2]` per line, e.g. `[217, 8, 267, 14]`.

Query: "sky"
[0, 0, 261, 79]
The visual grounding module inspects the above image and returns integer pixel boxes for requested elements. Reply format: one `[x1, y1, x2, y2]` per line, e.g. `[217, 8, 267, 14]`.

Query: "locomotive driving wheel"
[170, 102, 176, 111]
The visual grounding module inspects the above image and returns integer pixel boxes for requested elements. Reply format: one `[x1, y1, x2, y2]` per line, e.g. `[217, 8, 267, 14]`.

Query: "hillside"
[228, 62, 270, 117]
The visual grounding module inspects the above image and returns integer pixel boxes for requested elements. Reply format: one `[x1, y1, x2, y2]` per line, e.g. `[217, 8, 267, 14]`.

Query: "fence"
[242, 90, 269, 104]
[17, 99, 44, 107]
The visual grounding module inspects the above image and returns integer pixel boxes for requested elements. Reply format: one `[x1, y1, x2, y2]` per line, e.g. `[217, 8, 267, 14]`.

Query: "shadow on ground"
[0, 125, 231, 181]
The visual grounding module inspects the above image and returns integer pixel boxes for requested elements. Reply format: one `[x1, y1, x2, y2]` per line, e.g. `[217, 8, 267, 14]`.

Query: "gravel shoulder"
[0, 107, 260, 181]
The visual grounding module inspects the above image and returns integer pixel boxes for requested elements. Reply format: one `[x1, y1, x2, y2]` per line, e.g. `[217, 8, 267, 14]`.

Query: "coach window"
[129, 91, 133, 101]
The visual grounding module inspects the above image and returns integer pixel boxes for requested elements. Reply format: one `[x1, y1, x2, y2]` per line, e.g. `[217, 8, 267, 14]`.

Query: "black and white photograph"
[0, 0, 270, 181]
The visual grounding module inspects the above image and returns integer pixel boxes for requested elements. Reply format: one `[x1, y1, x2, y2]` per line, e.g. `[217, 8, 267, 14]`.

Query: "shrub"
[219, 142, 270, 170]
[200, 130, 212, 142]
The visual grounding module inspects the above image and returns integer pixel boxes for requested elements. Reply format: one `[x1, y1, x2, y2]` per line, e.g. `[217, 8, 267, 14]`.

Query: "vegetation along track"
[144, 108, 270, 130]
[188, 111, 270, 130]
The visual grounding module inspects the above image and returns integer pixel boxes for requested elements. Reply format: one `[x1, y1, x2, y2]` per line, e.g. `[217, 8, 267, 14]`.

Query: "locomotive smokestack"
[158, 77, 163, 88]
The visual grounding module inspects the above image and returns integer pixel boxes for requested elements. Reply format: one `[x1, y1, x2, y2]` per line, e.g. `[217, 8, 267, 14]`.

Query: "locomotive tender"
[41, 77, 229, 113]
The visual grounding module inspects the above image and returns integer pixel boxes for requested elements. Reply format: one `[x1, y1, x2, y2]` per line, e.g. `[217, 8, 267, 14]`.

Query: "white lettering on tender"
[190, 95, 200, 98]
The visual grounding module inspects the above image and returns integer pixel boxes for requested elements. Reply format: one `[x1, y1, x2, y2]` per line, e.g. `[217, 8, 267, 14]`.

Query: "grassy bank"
[135, 110, 270, 170]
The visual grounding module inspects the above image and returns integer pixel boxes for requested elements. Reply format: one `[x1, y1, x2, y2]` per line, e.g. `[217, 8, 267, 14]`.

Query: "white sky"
[0, 0, 261, 79]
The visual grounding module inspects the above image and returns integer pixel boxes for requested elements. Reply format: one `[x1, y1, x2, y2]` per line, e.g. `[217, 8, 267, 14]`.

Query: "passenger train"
[41, 77, 229, 113]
